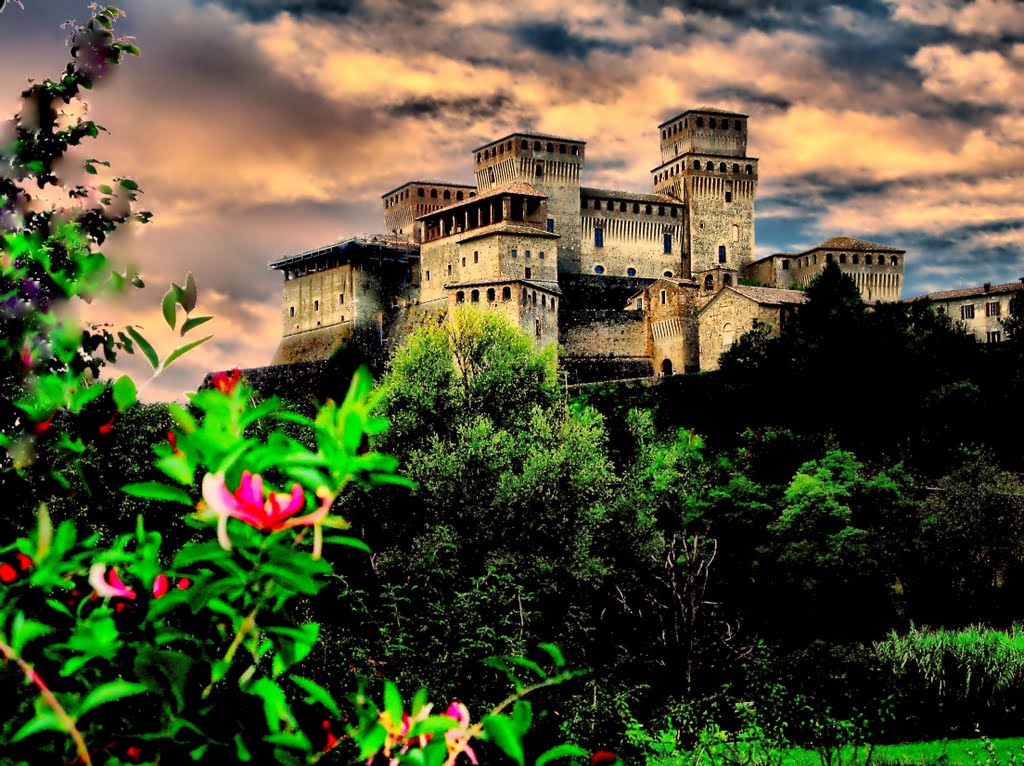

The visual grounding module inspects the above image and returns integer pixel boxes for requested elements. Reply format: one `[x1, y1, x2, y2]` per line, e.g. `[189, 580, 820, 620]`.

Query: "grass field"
[665, 737, 1024, 765]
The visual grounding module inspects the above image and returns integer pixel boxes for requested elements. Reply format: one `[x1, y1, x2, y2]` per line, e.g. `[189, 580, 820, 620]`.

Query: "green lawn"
[665, 737, 1024, 766]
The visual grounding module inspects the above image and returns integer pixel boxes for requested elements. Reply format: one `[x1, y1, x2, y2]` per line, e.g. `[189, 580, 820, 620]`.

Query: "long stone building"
[269, 107, 911, 379]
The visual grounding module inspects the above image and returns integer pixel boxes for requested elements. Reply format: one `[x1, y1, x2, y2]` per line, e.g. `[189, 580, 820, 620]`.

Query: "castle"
[269, 108, 908, 380]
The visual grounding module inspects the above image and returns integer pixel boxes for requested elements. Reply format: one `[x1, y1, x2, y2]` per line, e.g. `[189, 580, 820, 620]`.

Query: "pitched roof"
[909, 281, 1023, 302]
[807, 236, 905, 253]
[456, 221, 558, 243]
[728, 285, 807, 305]
[581, 186, 682, 205]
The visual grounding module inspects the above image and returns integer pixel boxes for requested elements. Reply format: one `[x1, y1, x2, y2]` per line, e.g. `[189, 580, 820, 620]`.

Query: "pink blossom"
[201, 471, 332, 557]
[89, 564, 136, 599]
[443, 702, 477, 766]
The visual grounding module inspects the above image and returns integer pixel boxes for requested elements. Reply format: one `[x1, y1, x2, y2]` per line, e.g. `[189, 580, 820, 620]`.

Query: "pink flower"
[89, 564, 136, 599]
[152, 574, 169, 599]
[201, 471, 332, 557]
[443, 702, 477, 766]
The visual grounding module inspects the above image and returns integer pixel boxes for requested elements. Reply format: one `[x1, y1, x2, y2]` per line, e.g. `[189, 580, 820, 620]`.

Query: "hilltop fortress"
[269, 108, 907, 380]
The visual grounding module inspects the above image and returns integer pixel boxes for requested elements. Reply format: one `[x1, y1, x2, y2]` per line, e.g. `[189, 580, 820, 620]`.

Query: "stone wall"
[579, 207, 685, 279]
[685, 172, 757, 274]
[698, 291, 784, 371]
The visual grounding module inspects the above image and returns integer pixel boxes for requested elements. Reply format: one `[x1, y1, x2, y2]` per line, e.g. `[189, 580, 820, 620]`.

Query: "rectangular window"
[511, 249, 518, 258]
[314, 300, 319, 311]
[725, 191, 732, 203]
[718, 245, 727, 263]
[988, 330, 1002, 343]
[289, 306, 295, 317]
[595, 227, 604, 248]
[539, 251, 545, 259]
[986, 301, 1001, 317]
[426, 270, 430, 281]
[525, 250, 531, 259]
[661, 290, 667, 305]
[525, 267, 532, 279]
[339, 293, 344, 304]
[636, 298, 643, 310]
[473, 251, 479, 263]
[546, 218, 554, 233]
[663, 234, 672, 254]
[461, 257, 466, 267]
[961, 304, 975, 319]
[782, 260, 790, 270]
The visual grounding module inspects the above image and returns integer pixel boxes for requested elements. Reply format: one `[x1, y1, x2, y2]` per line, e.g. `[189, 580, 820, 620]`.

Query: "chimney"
[984, 282, 992, 293]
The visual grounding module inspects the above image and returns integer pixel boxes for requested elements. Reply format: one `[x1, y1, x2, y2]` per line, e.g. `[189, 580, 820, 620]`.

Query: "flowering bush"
[0, 6, 587, 766]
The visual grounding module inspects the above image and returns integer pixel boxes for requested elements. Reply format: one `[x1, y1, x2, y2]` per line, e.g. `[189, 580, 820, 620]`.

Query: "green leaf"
[119, 178, 139, 191]
[182, 272, 197, 312]
[538, 643, 565, 668]
[77, 679, 149, 717]
[483, 715, 525, 766]
[126, 326, 159, 368]
[84, 162, 97, 174]
[10, 712, 63, 742]
[163, 334, 212, 369]
[181, 314, 213, 336]
[99, 183, 113, 195]
[323, 535, 371, 554]
[122, 481, 193, 505]
[162, 287, 179, 330]
[111, 375, 137, 413]
[512, 700, 532, 735]
[383, 680, 403, 729]
[291, 675, 341, 718]
[535, 744, 590, 766]
[10, 613, 53, 654]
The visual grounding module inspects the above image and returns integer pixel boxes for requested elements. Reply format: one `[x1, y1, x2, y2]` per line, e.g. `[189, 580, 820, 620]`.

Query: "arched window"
[443, 190, 451, 200]
[546, 142, 554, 152]
[645, 204, 653, 214]
[534, 140, 541, 150]
[542, 294, 547, 307]
[866, 255, 873, 265]
[826, 253, 833, 263]
[456, 291, 465, 303]
[521, 139, 528, 150]
[532, 290, 537, 305]
[502, 286, 511, 301]
[471, 290, 480, 303]
[535, 163, 543, 178]
[723, 273, 733, 286]
[661, 359, 673, 376]
[662, 129, 667, 139]
[670, 207, 678, 217]
[706, 161, 714, 171]
[693, 160, 701, 170]
[745, 164, 753, 173]
[571, 146, 579, 155]
[430, 189, 438, 199]
[658, 206, 665, 216]
[417, 187, 424, 197]
[633, 203, 640, 213]
[719, 162, 727, 172]
[663, 270, 673, 277]
[619, 202, 626, 212]
[696, 117, 704, 127]
[812, 254, 817, 264]
[506, 141, 512, 151]
[731, 224, 739, 242]
[559, 144, 567, 153]
[733, 163, 740, 173]
[627, 267, 637, 277]
[594, 265, 605, 275]
[456, 191, 464, 201]
[852, 254, 860, 265]
[487, 288, 495, 303]
[447, 264, 453, 276]
[840, 253, 847, 264]
[476, 154, 482, 163]
[704, 274, 714, 290]
[607, 200, 615, 211]
[710, 117, 717, 128]
[891, 255, 899, 266]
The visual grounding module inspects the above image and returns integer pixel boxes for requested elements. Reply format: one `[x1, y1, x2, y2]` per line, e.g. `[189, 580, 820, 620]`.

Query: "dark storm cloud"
[513, 21, 626, 59]
[386, 92, 513, 121]
[697, 86, 791, 112]
[194, 0, 358, 20]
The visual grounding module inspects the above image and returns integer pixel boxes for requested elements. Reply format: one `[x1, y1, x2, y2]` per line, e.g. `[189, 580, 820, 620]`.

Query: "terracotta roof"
[380, 179, 476, 198]
[806, 236, 905, 254]
[659, 106, 749, 126]
[456, 222, 558, 243]
[474, 131, 585, 152]
[416, 182, 546, 220]
[908, 281, 1024, 302]
[728, 285, 807, 306]
[581, 186, 682, 205]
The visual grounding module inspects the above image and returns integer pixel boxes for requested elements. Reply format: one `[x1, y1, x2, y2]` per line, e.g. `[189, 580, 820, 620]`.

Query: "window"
[539, 251, 545, 259]
[289, 306, 295, 317]
[988, 330, 1002, 343]
[636, 298, 643, 310]
[782, 259, 790, 270]
[339, 293, 344, 304]
[891, 256, 899, 266]
[521, 139, 528, 150]
[471, 290, 479, 303]
[456, 291, 465, 303]
[536, 319, 542, 338]
[595, 227, 604, 247]
[443, 190, 450, 200]
[725, 191, 732, 203]
[633, 203, 640, 214]
[664, 233, 672, 254]
[474, 251, 479, 264]
[511, 249, 518, 258]
[487, 288, 495, 303]
[430, 189, 437, 199]
[731, 224, 739, 242]
[448, 264, 453, 276]
[663, 271, 673, 277]
[723, 274, 733, 286]
[542, 295, 547, 307]
[839, 253, 847, 264]
[417, 188, 424, 197]
[502, 286, 511, 301]
[661, 289, 667, 305]
[525, 250, 531, 259]
[461, 257, 466, 267]
[986, 301, 1001, 317]
[594, 265, 605, 275]
[704, 274, 714, 290]
[865, 255, 873, 265]
[961, 304, 975, 319]
[525, 267, 532, 279]
[426, 270, 430, 281]
[314, 300, 319, 311]
[852, 254, 860, 265]
[626, 267, 637, 277]
[718, 245, 727, 263]
[546, 218, 555, 232]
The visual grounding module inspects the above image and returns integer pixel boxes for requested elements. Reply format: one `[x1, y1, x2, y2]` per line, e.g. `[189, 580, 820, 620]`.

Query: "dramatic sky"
[1, 0, 1022, 400]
